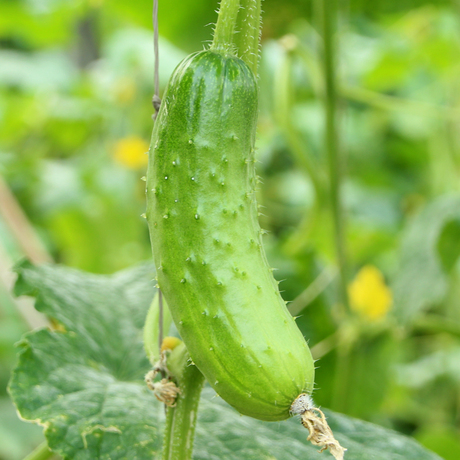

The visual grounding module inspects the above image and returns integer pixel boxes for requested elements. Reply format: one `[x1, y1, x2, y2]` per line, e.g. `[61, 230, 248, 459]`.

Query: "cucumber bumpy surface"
[146, 50, 314, 421]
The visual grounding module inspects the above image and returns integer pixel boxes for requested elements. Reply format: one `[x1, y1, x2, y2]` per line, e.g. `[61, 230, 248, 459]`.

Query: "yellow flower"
[348, 265, 393, 321]
[161, 337, 182, 353]
[113, 136, 149, 169]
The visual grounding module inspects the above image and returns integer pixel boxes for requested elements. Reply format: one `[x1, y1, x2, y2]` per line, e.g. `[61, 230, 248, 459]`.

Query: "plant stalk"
[319, 0, 349, 313]
[211, 0, 241, 52]
[274, 45, 330, 255]
[22, 442, 53, 460]
[161, 359, 205, 460]
[274, 48, 325, 204]
[331, 335, 353, 412]
[234, 0, 262, 75]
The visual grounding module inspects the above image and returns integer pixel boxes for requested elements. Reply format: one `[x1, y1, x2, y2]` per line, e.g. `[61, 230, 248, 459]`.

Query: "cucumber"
[146, 49, 315, 422]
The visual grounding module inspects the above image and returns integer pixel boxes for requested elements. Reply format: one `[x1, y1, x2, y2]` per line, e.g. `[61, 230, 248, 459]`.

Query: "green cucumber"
[146, 49, 315, 422]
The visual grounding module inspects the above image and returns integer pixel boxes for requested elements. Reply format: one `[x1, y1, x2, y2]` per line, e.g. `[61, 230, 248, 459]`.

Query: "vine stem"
[161, 358, 205, 460]
[22, 442, 53, 460]
[319, 0, 349, 313]
[317, 0, 352, 414]
[211, 0, 241, 52]
[234, 0, 262, 75]
[274, 40, 329, 256]
[274, 44, 325, 206]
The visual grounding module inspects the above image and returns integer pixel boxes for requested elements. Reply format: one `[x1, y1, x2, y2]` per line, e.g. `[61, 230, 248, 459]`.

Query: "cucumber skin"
[146, 50, 314, 422]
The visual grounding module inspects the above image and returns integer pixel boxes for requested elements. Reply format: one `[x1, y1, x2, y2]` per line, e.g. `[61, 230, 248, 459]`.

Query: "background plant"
[1, 1, 460, 459]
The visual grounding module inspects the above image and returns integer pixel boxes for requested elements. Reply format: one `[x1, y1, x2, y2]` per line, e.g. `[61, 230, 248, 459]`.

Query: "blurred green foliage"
[1, 1, 460, 459]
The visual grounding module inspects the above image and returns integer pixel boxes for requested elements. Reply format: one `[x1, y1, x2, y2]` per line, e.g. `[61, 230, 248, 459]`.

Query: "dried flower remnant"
[291, 394, 346, 460]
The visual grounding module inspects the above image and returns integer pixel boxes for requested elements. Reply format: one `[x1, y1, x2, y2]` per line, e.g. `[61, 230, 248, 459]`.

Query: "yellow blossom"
[113, 136, 149, 169]
[161, 337, 182, 353]
[348, 265, 393, 321]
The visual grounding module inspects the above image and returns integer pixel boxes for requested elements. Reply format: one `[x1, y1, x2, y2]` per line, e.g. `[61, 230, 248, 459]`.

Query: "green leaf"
[0, 50, 77, 91]
[391, 194, 460, 323]
[9, 262, 441, 460]
[194, 387, 442, 460]
[9, 261, 161, 459]
[437, 218, 460, 273]
[396, 346, 460, 388]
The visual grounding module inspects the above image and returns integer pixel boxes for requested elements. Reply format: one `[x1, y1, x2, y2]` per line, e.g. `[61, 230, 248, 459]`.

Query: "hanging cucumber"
[145, 0, 316, 424]
[146, 3, 346, 457]
[145, 48, 315, 421]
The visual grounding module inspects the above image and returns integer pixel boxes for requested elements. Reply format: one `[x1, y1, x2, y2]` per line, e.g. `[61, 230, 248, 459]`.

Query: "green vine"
[211, 0, 263, 77]
[161, 344, 205, 460]
[318, 0, 349, 313]
[211, 0, 241, 53]
[234, 0, 262, 75]
[21, 442, 53, 460]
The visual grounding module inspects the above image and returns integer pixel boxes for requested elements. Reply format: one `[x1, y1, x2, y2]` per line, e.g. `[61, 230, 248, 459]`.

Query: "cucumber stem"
[211, 0, 241, 53]
[234, 0, 262, 76]
[21, 442, 53, 460]
[161, 359, 205, 460]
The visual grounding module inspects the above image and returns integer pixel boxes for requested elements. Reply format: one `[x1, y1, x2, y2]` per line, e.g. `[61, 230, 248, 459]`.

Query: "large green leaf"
[391, 194, 460, 323]
[195, 387, 442, 460]
[9, 261, 160, 459]
[396, 346, 460, 388]
[437, 218, 460, 274]
[9, 262, 441, 460]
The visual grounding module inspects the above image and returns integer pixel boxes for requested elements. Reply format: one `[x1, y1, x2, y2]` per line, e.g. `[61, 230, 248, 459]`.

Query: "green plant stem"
[331, 336, 353, 412]
[319, 0, 349, 313]
[274, 44, 329, 255]
[274, 49, 325, 204]
[292, 39, 324, 96]
[162, 359, 205, 460]
[341, 85, 460, 120]
[412, 314, 460, 339]
[22, 442, 53, 460]
[292, 38, 460, 119]
[234, 0, 262, 75]
[211, 0, 241, 52]
[310, 331, 339, 359]
[288, 267, 337, 316]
